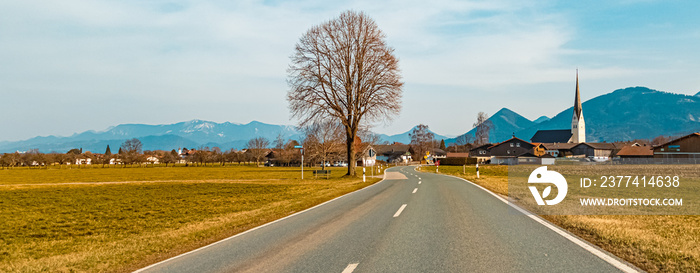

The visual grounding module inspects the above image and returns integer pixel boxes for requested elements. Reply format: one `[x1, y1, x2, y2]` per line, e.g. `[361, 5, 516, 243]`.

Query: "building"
[358, 146, 377, 167]
[571, 70, 586, 143]
[489, 137, 546, 165]
[374, 144, 412, 164]
[541, 142, 577, 157]
[616, 144, 653, 158]
[531, 71, 586, 144]
[468, 143, 492, 163]
[518, 153, 555, 165]
[530, 129, 572, 143]
[653, 132, 700, 159]
[570, 142, 617, 161]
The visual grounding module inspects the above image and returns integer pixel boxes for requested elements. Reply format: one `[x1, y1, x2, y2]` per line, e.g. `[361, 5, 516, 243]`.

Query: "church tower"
[571, 70, 586, 143]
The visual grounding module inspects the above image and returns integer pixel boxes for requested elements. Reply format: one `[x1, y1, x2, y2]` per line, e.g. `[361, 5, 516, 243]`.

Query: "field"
[0, 165, 381, 272]
[421, 164, 700, 272]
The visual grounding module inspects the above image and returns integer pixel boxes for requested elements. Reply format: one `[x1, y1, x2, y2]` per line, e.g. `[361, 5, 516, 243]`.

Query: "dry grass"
[0, 166, 379, 272]
[421, 164, 700, 272]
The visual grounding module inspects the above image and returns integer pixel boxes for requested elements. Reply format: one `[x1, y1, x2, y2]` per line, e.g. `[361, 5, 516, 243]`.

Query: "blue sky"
[1, 0, 699, 141]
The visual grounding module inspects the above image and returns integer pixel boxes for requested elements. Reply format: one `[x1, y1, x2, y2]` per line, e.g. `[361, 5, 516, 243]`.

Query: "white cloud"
[0, 0, 698, 140]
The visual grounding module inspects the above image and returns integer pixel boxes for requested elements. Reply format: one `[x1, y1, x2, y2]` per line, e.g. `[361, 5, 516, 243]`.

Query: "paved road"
[137, 166, 637, 273]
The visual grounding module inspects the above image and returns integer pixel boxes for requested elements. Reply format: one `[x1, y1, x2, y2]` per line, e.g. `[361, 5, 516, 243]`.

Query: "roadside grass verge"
[420, 164, 700, 273]
[0, 166, 380, 272]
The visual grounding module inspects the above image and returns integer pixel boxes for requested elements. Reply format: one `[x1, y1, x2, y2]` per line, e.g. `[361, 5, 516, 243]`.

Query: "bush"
[437, 157, 477, 165]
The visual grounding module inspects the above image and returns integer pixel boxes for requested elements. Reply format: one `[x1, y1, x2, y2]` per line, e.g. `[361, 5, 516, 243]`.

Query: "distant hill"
[447, 87, 700, 144]
[516, 87, 700, 142]
[533, 116, 550, 124]
[378, 126, 450, 144]
[0, 120, 302, 153]
[446, 108, 536, 144]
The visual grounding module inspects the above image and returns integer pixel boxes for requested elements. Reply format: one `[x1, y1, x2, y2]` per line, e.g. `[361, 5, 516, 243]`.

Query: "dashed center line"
[418, 181, 421, 184]
[341, 263, 359, 273]
[393, 204, 407, 217]
[412, 188, 417, 194]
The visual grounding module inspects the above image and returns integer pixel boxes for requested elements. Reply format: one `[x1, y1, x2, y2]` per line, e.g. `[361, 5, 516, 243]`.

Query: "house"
[374, 144, 412, 164]
[489, 137, 546, 165]
[75, 158, 92, 165]
[570, 142, 618, 161]
[517, 153, 555, 165]
[468, 143, 492, 163]
[541, 142, 578, 157]
[615, 144, 653, 164]
[358, 146, 377, 167]
[530, 129, 573, 143]
[653, 132, 700, 159]
[146, 156, 160, 164]
[489, 137, 545, 158]
[616, 144, 653, 158]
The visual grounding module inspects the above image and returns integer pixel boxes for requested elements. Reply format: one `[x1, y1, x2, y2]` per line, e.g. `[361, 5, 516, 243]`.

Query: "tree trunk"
[346, 131, 356, 176]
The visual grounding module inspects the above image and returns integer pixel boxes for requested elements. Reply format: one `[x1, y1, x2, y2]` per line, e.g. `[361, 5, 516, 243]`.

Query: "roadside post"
[476, 163, 480, 179]
[363, 167, 366, 182]
[436, 160, 440, 173]
[368, 148, 376, 177]
[294, 145, 304, 179]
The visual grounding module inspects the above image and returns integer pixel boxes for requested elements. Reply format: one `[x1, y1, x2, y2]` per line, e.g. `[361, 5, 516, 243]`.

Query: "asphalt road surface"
[136, 166, 639, 273]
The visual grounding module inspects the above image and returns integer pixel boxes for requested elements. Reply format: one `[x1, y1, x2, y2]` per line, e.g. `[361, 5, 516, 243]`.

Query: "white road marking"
[445, 175, 641, 273]
[412, 188, 417, 194]
[393, 204, 407, 217]
[342, 263, 359, 273]
[418, 181, 421, 184]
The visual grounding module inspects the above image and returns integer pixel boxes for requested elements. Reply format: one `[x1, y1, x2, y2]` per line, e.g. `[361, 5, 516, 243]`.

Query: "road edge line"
[417, 168, 642, 273]
[133, 170, 391, 272]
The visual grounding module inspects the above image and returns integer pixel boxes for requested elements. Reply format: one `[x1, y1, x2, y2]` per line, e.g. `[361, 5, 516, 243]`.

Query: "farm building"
[653, 132, 700, 159]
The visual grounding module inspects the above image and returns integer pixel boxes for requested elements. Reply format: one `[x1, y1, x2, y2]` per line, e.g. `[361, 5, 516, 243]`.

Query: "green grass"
[420, 164, 700, 272]
[0, 165, 380, 272]
[0, 164, 356, 185]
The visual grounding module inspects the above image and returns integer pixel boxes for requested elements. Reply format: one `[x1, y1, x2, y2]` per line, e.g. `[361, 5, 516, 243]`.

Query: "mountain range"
[0, 120, 449, 153]
[2, 86, 698, 153]
[447, 86, 700, 144]
[0, 120, 302, 153]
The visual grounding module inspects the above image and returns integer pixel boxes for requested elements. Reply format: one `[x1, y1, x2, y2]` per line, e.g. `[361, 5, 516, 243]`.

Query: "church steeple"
[573, 69, 582, 119]
[571, 69, 586, 143]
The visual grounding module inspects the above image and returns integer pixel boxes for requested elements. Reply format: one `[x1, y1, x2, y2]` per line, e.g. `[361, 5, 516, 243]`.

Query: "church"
[529, 71, 618, 161]
[530, 71, 585, 144]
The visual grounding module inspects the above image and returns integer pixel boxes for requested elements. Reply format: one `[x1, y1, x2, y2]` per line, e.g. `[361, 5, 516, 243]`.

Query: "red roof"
[446, 152, 470, 158]
[616, 145, 653, 156]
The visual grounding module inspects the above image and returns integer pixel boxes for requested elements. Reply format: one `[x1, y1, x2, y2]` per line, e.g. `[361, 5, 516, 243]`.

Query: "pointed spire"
[573, 69, 582, 119]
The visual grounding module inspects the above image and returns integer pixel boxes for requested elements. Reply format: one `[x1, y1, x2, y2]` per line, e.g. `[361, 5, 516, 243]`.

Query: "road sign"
[294, 145, 303, 149]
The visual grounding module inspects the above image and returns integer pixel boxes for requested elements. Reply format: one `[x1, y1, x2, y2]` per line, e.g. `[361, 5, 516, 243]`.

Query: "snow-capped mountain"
[0, 120, 302, 153]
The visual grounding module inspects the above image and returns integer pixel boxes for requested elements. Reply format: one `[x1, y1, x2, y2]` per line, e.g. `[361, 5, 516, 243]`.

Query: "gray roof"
[531, 129, 572, 143]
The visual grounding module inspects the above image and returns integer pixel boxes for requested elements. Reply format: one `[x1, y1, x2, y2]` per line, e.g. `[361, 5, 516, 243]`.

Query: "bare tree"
[247, 137, 270, 166]
[120, 138, 143, 166]
[651, 135, 672, 146]
[409, 124, 435, 163]
[473, 112, 493, 145]
[287, 10, 403, 176]
[303, 121, 344, 170]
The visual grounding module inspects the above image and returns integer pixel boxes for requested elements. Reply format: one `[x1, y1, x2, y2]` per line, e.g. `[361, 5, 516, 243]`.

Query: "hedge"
[436, 157, 477, 165]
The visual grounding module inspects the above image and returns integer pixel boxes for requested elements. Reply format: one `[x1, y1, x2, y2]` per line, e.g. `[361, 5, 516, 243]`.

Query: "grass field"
[421, 164, 700, 272]
[0, 165, 381, 272]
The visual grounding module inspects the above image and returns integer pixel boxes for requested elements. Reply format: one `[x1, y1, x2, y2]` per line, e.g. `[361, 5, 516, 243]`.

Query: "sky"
[1, 0, 699, 141]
